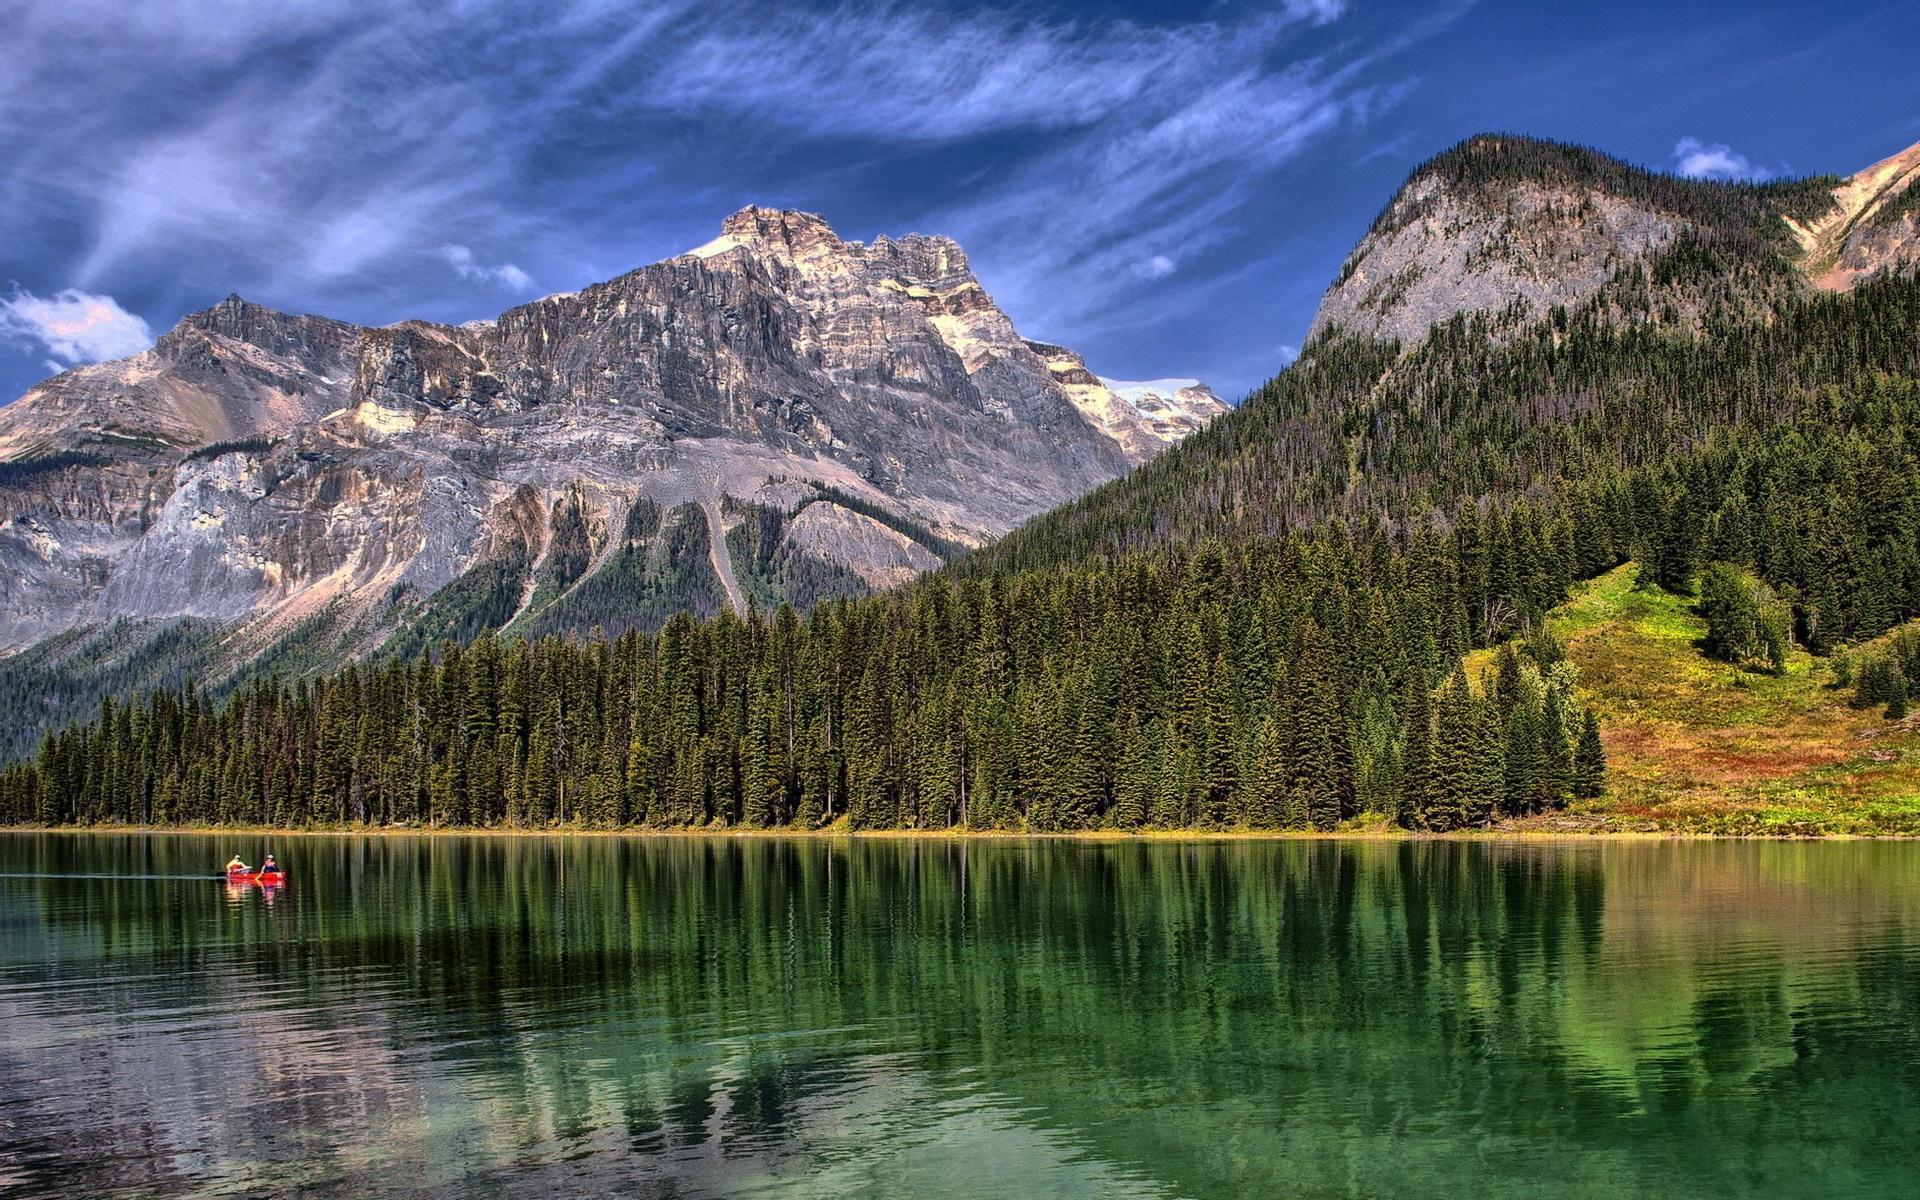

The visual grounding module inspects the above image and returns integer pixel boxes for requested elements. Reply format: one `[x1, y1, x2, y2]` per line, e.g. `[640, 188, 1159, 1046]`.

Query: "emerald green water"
[2, 835, 1917, 1198]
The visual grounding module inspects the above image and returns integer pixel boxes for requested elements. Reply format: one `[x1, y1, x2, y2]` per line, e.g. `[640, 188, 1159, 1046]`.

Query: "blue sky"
[2, 0, 1918, 406]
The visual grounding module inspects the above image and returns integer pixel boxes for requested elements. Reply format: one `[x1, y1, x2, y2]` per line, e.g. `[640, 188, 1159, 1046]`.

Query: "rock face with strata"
[0, 208, 1221, 700]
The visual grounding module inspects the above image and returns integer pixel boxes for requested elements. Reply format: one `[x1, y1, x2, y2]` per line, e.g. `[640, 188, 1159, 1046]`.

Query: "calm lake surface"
[2, 834, 1917, 1198]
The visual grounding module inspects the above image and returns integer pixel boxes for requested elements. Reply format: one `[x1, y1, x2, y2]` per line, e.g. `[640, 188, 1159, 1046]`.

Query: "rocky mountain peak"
[687, 206, 848, 269]
[868, 231, 972, 280]
[159, 292, 362, 382]
[1310, 136, 1690, 347]
[0, 206, 1224, 696]
[1306, 134, 1908, 350]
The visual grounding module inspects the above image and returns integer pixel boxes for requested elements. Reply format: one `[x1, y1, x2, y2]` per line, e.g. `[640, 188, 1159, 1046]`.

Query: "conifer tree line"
[972, 268, 1920, 574]
[3, 503, 1615, 832]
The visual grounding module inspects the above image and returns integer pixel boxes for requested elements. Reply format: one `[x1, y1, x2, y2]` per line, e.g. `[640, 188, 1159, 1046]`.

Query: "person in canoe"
[225, 855, 249, 874]
[259, 854, 280, 877]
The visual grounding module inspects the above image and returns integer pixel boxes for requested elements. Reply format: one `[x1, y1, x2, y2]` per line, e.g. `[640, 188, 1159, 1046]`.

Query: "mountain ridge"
[958, 133, 1920, 576]
[0, 206, 1223, 754]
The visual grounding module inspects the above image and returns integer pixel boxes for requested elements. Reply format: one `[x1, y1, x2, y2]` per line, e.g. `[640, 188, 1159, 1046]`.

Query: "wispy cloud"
[1672, 137, 1775, 182]
[3, 0, 694, 308]
[646, 8, 1342, 143]
[931, 55, 1370, 342]
[0, 0, 1401, 394]
[0, 288, 152, 366]
[602, 5, 1379, 345]
[1286, 0, 1350, 23]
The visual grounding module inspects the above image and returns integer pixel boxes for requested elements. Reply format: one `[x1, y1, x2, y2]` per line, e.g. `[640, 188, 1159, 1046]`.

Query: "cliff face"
[0, 207, 1222, 708]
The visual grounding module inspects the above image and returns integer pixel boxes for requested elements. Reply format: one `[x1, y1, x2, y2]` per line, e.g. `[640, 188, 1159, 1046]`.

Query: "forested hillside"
[966, 273, 1920, 574]
[13, 355, 1920, 833]
[6, 136, 1920, 833]
[0, 514, 1601, 832]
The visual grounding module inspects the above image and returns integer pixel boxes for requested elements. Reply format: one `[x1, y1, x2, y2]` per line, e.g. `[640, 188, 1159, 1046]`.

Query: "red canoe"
[226, 870, 286, 886]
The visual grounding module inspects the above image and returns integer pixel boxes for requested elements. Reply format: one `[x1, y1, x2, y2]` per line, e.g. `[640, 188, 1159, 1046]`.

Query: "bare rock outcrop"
[1786, 141, 1920, 291]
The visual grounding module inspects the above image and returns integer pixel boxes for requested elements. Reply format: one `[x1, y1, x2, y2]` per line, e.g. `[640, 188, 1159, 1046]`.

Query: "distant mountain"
[1095, 377, 1228, 443]
[0, 207, 1221, 753]
[963, 133, 1920, 573]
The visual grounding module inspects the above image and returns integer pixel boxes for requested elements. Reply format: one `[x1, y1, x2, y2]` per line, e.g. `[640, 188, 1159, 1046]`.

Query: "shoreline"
[0, 823, 1902, 842]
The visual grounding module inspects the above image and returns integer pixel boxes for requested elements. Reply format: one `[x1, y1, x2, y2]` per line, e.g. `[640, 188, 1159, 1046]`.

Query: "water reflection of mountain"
[2, 836, 1918, 1198]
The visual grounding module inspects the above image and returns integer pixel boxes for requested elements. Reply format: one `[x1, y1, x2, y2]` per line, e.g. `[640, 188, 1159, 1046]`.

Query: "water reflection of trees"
[4, 836, 1919, 1197]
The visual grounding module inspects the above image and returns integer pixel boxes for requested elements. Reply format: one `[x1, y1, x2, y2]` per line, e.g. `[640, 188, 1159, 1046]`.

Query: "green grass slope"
[1474, 564, 1920, 835]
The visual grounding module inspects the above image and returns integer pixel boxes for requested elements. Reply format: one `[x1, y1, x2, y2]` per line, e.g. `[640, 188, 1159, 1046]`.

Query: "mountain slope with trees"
[7, 134, 1920, 834]
[965, 136, 1919, 576]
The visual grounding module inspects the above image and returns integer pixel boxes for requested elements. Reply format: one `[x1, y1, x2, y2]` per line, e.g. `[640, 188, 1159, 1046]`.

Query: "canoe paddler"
[259, 854, 279, 876]
[225, 855, 249, 873]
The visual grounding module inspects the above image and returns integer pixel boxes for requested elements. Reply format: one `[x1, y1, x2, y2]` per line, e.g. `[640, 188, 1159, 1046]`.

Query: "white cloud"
[1672, 137, 1774, 183]
[1133, 255, 1177, 279]
[1286, 0, 1349, 23]
[0, 288, 152, 365]
[440, 245, 534, 291]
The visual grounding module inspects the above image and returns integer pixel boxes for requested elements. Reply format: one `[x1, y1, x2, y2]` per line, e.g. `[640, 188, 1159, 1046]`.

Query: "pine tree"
[1399, 676, 1434, 830]
[1535, 686, 1574, 811]
[1244, 715, 1287, 829]
[1572, 710, 1607, 799]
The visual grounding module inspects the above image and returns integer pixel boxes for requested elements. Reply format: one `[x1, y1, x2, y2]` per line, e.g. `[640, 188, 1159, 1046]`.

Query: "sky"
[2, 0, 1918, 406]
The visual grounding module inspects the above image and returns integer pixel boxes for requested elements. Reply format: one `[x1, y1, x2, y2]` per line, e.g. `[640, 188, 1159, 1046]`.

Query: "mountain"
[0, 298, 360, 462]
[13, 133, 1920, 837]
[967, 134, 1920, 573]
[0, 207, 1219, 753]
[1095, 377, 1228, 442]
[1020, 340, 1227, 457]
[1309, 135, 1847, 347]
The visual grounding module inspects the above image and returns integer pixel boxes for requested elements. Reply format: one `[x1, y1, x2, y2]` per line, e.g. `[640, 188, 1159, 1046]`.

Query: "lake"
[2, 833, 1917, 1198]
